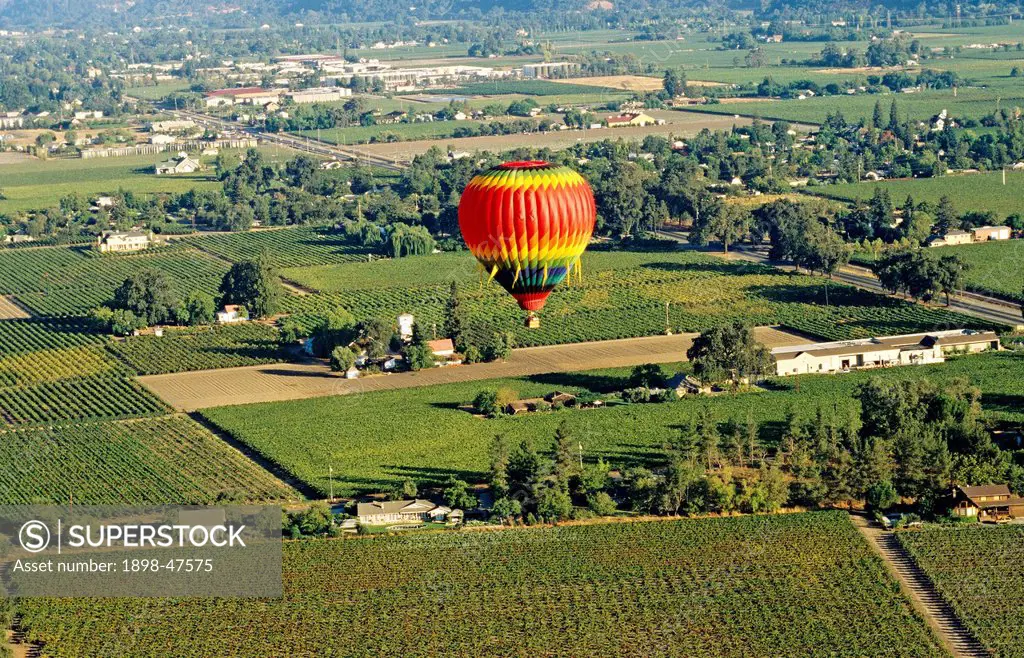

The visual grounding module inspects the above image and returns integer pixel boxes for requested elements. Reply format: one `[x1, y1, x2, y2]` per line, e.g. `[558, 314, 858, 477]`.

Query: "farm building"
[605, 112, 656, 128]
[926, 230, 973, 247]
[427, 339, 456, 357]
[216, 305, 247, 324]
[951, 484, 1024, 522]
[522, 62, 579, 78]
[149, 134, 178, 145]
[771, 329, 1000, 376]
[97, 231, 152, 254]
[284, 87, 352, 104]
[971, 225, 1012, 242]
[154, 156, 200, 175]
[356, 499, 452, 525]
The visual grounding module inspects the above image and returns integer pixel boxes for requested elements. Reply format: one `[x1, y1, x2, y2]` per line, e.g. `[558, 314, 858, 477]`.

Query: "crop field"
[0, 345, 119, 387]
[280, 250, 994, 349]
[0, 152, 221, 214]
[0, 373, 168, 426]
[813, 171, 1024, 221]
[1, 246, 229, 318]
[898, 525, 1024, 658]
[15, 511, 946, 657]
[201, 350, 1024, 497]
[107, 324, 284, 375]
[689, 85, 1024, 125]
[0, 318, 105, 355]
[0, 415, 298, 504]
[183, 226, 373, 267]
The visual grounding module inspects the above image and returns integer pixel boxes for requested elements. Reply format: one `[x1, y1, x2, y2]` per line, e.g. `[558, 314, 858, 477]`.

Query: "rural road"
[655, 230, 1024, 328]
[140, 327, 808, 411]
[849, 514, 990, 658]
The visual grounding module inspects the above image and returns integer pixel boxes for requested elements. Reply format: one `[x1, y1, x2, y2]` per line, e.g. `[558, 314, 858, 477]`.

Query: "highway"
[156, 105, 409, 172]
[655, 229, 1024, 329]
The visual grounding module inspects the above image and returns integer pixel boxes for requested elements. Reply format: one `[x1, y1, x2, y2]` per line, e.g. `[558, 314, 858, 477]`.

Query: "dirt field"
[0, 295, 31, 319]
[0, 152, 33, 166]
[348, 111, 757, 161]
[140, 327, 812, 411]
[549, 75, 665, 91]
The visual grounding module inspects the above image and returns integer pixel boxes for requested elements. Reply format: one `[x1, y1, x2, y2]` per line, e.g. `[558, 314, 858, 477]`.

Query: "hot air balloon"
[458, 160, 596, 328]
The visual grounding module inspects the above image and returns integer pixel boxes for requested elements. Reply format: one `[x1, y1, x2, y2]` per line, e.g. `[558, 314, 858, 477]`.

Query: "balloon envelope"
[458, 160, 596, 312]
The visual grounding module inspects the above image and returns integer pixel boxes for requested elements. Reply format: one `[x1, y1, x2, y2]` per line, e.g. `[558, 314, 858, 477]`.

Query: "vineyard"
[0, 318, 105, 356]
[14, 512, 946, 657]
[281, 251, 997, 348]
[0, 416, 298, 504]
[898, 525, 1024, 658]
[183, 226, 373, 268]
[107, 324, 284, 375]
[0, 345, 118, 387]
[0, 374, 168, 426]
[1, 247, 229, 318]
[201, 350, 1024, 497]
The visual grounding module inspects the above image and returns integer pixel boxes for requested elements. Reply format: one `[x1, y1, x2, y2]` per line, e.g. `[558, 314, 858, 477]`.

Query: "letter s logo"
[19, 521, 50, 553]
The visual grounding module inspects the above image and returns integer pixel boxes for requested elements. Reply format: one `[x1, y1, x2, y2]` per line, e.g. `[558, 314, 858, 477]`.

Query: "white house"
[926, 229, 973, 247]
[397, 313, 415, 341]
[427, 338, 456, 357]
[154, 156, 200, 175]
[95, 196, 115, 208]
[149, 133, 178, 145]
[216, 305, 247, 324]
[771, 329, 1000, 376]
[97, 231, 152, 254]
[356, 499, 452, 525]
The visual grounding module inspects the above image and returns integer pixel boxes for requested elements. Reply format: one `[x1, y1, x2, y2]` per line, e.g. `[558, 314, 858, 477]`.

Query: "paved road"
[140, 327, 809, 411]
[849, 513, 990, 658]
[655, 230, 1024, 328]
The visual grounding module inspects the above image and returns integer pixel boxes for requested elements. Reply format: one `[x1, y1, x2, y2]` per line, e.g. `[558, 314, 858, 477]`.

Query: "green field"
[183, 226, 373, 267]
[898, 525, 1024, 658]
[280, 250, 996, 348]
[15, 512, 947, 657]
[201, 350, 1024, 497]
[0, 245, 229, 318]
[690, 86, 1024, 125]
[0, 147, 302, 214]
[0, 415, 298, 504]
[814, 171, 1024, 220]
[852, 239, 1024, 303]
[106, 324, 284, 375]
[0, 153, 221, 214]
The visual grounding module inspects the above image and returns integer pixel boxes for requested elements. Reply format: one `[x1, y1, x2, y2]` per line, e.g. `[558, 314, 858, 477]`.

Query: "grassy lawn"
[809, 170, 1024, 220]
[201, 351, 1024, 497]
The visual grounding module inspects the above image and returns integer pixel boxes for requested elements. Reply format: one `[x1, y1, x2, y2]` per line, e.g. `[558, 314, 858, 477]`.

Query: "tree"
[536, 485, 573, 522]
[404, 344, 435, 371]
[111, 269, 178, 326]
[866, 480, 899, 511]
[490, 497, 522, 523]
[662, 68, 688, 97]
[330, 346, 356, 372]
[872, 100, 884, 129]
[443, 477, 478, 510]
[552, 422, 579, 488]
[934, 195, 958, 234]
[443, 281, 463, 346]
[691, 204, 752, 253]
[310, 309, 357, 358]
[507, 440, 542, 497]
[219, 255, 283, 319]
[474, 390, 500, 416]
[936, 254, 969, 306]
[686, 322, 773, 385]
[587, 492, 618, 516]
[182, 292, 215, 326]
[489, 434, 511, 496]
[628, 363, 668, 389]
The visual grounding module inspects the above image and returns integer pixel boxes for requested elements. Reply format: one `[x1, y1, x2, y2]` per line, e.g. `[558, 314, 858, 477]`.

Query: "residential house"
[926, 229, 973, 247]
[95, 196, 115, 208]
[97, 231, 152, 254]
[771, 329, 1000, 376]
[605, 112, 656, 128]
[544, 391, 577, 406]
[216, 305, 246, 324]
[356, 499, 452, 525]
[428, 338, 456, 358]
[952, 484, 1024, 521]
[397, 313, 415, 341]
[154, 156, 200, 175]
[972, 225, 1011, 242]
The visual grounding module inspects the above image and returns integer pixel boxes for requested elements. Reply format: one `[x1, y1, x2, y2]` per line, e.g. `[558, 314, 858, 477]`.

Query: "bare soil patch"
[0, 295, 31, 319]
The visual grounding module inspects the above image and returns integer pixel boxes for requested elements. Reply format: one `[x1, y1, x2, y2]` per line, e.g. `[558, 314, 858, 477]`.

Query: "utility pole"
[578, 443, 584, 471]
[329, 464, 334, 502]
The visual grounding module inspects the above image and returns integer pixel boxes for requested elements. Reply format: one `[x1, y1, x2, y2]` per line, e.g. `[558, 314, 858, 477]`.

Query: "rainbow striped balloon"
[458, 161, 596, 318]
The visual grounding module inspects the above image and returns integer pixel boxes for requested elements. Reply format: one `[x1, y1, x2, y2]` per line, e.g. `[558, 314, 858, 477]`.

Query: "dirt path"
[0, 295, 31, 320]
[849, 514, 990, 658]
[140, 326, 809, 411]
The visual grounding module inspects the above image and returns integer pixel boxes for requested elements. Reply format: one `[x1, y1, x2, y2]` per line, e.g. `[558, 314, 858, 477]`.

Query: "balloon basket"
[525, 313, 541, 329]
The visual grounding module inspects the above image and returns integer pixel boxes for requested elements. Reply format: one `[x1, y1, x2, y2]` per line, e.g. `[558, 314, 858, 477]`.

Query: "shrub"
[587, 492, 618, 516]
[330, 346, 356, 372]
[473, 389, 499, 416]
